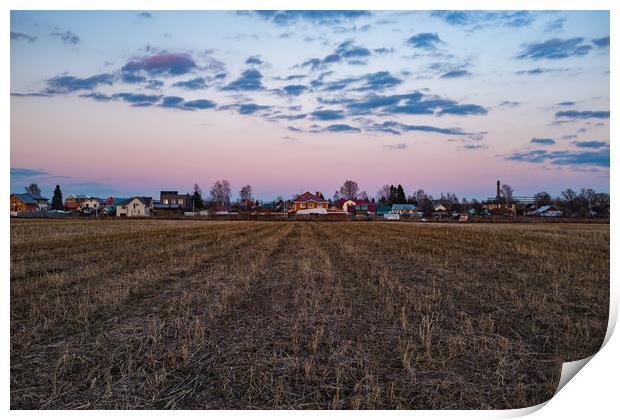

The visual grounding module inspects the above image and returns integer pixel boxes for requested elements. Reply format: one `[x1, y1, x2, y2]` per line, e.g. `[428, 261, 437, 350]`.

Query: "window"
[163, 199, 169, 204]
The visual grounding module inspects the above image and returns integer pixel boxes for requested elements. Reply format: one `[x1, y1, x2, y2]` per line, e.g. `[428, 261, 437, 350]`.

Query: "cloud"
[592, 36, 610, 48]
[231, 103, 270, 115]
[146, 80, 164, 90]
[557, 101, 576, 106]
[79, 92, 114, 102]
[50, 30, 80, 44]
[369, 120, 469, 136]
[357, 71, 402, 91]
[11, 92, 52, 98]
[121, 73, 147, 84]
[574, 140, 608, 148]
[463, 144, 488, 150]
[516, 38, 593, 60]
[244, 11, 371, 26]
[183, 99, 216, 109]
[430, 11, 536, 29]
[45, 73, 115, 93]
[11, 31, 37, 43]
[137, 12, 152, 19]
[515, 67, 569, 75]
[530, 137, 556, 145]
[122, 53, 197, 76]
[160, 96, 185, 108]
[324, 124, 361, 133]
[406, 33, 443, 50]
[311, 109, 345, 120]
[499, 101, 520, 108]
[245, 55, 264, 65]
[280, 84, 307, 96]
[11, 168, 49, 177]
[112, 92, 162, 106]
[222, 69, 264, 91]
[172, 77, 209, 90]
[544, 17, 566, 33]
[383, 142, 408, 150]
[320, 71, 402, 92]
[159, 96, 216, 110]
[506, 148, 609, 167]
[440, 70, 471, 79]
[329, 91, 488, 117]
[555, 110, 610, 120]
[300, 40, 373, 70]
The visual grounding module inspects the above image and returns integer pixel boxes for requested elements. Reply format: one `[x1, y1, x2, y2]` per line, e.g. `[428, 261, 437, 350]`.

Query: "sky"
[10, 10, 610, 201]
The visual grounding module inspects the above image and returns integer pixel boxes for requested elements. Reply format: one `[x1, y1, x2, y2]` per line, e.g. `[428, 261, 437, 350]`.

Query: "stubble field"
[10, 219, 609, 409]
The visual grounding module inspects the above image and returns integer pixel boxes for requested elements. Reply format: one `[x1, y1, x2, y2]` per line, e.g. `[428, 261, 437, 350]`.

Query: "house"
[160, 191, 191, 209]
[10, 193, 48, 213]
[529, 205, 563, 217]
[290, 191, 329, 214]
[64, 194, 88, 211]
[80, 197, 103, 212]
[390, 204, 418, 214]
[335, 198, 356, 213]
[116, 197, 153, 217]
[434, 204, 448, 213]
[484, 180, 516, 214]
[354, 200, 377, 215]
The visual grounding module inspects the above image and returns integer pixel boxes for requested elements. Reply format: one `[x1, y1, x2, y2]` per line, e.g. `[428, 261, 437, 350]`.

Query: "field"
[10, 219, 609, 409]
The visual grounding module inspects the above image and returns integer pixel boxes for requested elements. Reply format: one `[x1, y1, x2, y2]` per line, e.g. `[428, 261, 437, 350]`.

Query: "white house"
[80, 197, 102, 211]
[116, 197, 153, 217]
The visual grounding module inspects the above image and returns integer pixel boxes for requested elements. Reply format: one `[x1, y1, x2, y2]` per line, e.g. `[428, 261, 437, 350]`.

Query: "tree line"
[20, 181, 610, 217]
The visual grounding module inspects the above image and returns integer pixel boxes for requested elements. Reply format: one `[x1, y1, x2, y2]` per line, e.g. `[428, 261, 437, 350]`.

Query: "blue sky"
[10, 10, 610, 200]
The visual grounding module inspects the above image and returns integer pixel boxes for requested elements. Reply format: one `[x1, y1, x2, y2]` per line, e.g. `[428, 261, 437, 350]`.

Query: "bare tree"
[376, 184, 391, 202]
[25, 183, 41, 197]
[239, 184, 253, 206]
[500, 184, 514, 203]
[358, 190, 369, 200]
[210, 180, 231, 206]
[338, 180, 359, 200]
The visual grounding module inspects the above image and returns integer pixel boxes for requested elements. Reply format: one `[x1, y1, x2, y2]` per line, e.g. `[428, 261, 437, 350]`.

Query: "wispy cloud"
[222, 69, 264, 91]
[50, 30, 80, 44]
[516, 38, 593, 60]
[243, 11, 371, 26]
[383, 142, 408, 150]
[530, 138, 556, 145]
[122, 53, 197, 76]
[406, 33, 444, 50]
[555, 110, 610, 120]
[11, 31, 37, 43]
[506, 148, 609, 167]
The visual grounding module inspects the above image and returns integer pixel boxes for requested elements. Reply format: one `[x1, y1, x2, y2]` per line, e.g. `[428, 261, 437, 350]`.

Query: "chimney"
[496, 180, 501, 198]
[316, 191, 321, 197]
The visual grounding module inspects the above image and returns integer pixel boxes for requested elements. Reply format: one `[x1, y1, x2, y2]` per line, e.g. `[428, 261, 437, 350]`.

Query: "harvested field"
[10, 219, 609, 409]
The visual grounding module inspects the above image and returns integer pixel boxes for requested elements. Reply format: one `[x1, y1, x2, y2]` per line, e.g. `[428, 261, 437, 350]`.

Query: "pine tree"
[51, 185, 63, 210]
[192, 184, 204, 209]
[396, 185, 406, 204]
[388, 185, 396, 205]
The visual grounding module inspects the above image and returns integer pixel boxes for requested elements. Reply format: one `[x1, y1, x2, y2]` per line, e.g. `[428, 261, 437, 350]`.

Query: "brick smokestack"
[496, 180, 501, 199]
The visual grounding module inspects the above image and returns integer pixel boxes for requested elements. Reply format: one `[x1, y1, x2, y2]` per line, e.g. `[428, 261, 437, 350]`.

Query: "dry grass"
[10, 219, 609, 409]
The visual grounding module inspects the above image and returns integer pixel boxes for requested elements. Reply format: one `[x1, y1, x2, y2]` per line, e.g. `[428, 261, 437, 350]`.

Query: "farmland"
[10, 219, 609, 409]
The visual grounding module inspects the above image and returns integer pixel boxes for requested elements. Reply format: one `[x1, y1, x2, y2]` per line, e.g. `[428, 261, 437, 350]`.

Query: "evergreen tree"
[388, 185, 396, 205]
[192, 184, 204, 209]
[51, 185, 63, 210]
[396, 185, 406, 204]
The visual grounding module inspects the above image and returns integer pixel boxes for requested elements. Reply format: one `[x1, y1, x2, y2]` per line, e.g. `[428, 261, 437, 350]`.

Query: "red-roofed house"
[291, 191, 329, 214]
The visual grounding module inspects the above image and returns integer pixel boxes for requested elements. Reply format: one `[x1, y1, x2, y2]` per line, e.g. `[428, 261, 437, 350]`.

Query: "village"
[9, 179, 610, 221]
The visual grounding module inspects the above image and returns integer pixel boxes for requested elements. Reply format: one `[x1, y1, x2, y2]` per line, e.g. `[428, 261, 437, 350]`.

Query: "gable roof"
[392, 203, 418, 211]
[294, 191, 328, 203]
[134, 196, 153, 207]
[12, 192, 48, 203]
